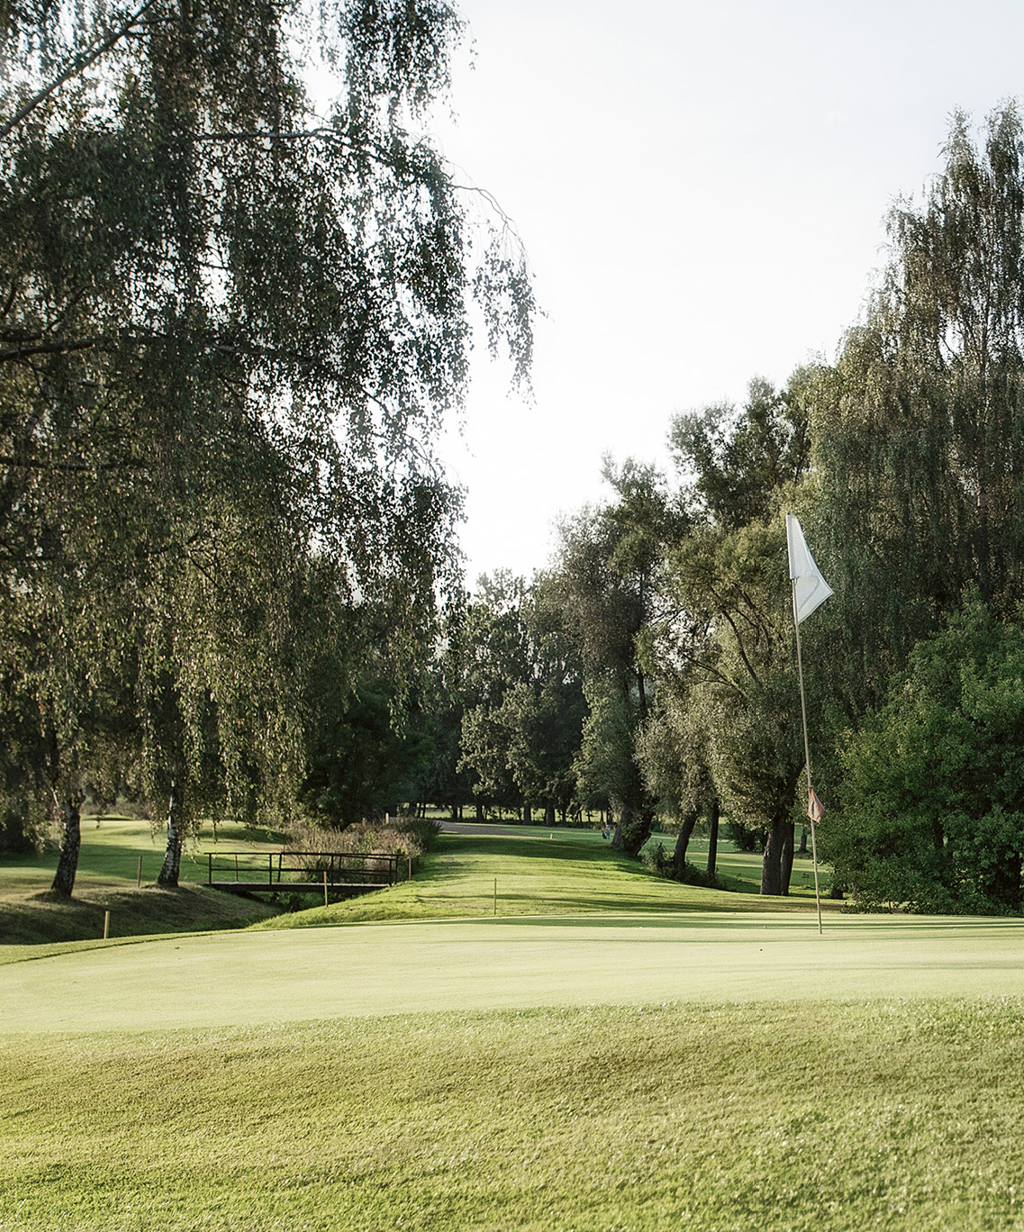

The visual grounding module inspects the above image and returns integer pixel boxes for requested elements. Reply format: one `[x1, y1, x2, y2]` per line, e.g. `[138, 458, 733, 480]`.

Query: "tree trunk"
[619, 805, 654, 858]
[760, 818, 794, 896]
[475, 800, 484, 822]
[523, 803, 532, 825]
[706, 799, 720, 879]
[157, 778, 185, 887]
[51, 792, 82, 898]
[672, 808, 699, 870]
[798, 825, 808, 855]
[780, 822, 795, 895]
[545, 801, 556, 827]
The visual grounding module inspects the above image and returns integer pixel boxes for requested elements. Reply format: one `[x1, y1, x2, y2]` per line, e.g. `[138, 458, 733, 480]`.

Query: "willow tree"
[0, 0, 534, 893]
[651, 377, 817, 895]
[813, 102, 1024, 706]
[554, 460, 678, 855]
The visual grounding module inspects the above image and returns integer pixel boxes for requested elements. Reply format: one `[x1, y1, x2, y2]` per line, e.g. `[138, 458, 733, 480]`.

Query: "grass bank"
[3, 821, 1023, 1230]
[0, 818, 284, 944]
[2, 819, 830, 944]
[253, 826, 831, 929]
[3, 997, 1023, 1231]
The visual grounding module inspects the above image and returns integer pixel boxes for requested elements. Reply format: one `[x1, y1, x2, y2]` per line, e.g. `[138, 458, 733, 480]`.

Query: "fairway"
[6, 838, 1024, 1232]
[4, 912, 1024, 1034]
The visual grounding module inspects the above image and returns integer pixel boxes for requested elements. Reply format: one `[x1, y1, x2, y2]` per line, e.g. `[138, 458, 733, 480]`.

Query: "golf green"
[3, 912, 1023, 1034]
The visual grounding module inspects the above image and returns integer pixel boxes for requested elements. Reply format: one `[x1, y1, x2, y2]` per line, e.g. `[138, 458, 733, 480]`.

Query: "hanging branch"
[0, 0, 164, 142]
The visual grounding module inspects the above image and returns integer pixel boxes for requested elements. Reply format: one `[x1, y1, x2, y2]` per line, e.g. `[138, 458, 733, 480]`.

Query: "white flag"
[786, 514, 833, 624]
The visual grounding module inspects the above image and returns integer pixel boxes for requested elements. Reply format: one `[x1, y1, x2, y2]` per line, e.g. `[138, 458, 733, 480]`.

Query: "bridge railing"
[207, 850, 402, 887]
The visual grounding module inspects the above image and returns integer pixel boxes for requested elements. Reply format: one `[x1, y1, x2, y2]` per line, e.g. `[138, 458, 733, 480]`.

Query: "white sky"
[419, 0, 1024, 587]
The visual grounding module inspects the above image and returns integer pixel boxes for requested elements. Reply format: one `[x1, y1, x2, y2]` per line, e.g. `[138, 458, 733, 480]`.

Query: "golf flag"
[786, 514, 833, 624]
[807, 787, 824, 823]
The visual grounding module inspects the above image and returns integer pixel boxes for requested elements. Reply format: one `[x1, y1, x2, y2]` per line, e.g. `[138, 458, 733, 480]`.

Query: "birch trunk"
[51, 793, 82, 897]
[157, 779, 185, 887]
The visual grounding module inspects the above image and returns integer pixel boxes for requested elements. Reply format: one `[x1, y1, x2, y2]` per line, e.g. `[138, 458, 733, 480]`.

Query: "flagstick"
[792, 579, 824, 935]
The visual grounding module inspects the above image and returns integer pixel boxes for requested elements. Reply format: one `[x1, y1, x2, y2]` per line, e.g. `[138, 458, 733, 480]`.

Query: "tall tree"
[0, 0, 535, 892]
[456, 572, 534, 816]
[812, 103, 1024, 707]
[653, 377, 816, 894]
[555, 460, 677, 855]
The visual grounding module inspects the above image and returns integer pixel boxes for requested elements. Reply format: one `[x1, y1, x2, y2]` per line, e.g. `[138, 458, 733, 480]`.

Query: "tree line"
[4, 2, 1023, 917]
[409, 103, 1024, 915]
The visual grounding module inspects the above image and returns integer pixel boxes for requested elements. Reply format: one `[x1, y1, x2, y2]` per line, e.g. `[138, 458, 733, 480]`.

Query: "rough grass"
[0, 882, 279, 945]
[3, 997, 1024, 1231]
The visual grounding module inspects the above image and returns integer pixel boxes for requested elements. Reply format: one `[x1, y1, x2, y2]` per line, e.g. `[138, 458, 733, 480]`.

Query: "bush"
[0, 797, 51, 853]
[827, 604, 1024, 915]
[725, 820, 763, 852]
[642, 841, 722, 889]
[287, 815, 441, 861]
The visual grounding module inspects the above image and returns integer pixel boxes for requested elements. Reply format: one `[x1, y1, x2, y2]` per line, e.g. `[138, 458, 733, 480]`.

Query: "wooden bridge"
[207, 850, 404, 897]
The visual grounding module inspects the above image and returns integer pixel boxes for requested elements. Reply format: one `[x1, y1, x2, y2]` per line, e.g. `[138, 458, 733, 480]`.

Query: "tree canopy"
[0, 0, 535, 888]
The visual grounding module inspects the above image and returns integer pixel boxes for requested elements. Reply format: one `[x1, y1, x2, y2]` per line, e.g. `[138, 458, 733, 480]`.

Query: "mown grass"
[0, 818, 284, 944]
[3, 821, 1024, 1229]
[1, 815, 286, 889]
[253, 826, 832, 929]
[3, 997, 1024, 1231]
[1, 816, 829, 944]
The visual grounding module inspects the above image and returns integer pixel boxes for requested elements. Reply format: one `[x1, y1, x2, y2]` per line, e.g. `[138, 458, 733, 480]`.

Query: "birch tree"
[0, 0, 535, 892]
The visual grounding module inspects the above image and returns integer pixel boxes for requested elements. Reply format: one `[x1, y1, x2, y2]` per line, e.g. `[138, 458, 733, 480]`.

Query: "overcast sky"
[415, 0, 1024, 587]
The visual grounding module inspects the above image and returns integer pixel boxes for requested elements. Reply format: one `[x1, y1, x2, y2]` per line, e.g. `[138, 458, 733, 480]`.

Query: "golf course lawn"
[3, 824, 1024, 1230]
[3, 912, 1024, 1031]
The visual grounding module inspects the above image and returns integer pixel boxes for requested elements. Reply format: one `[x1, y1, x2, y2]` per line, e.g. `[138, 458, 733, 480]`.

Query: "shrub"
[287, 815, 441, 861]
[643, 841, 722, 889]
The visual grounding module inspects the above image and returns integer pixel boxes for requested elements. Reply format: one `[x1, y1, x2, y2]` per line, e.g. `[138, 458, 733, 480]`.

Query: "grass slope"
[1, 819, 827, 944]
[5, 822, 1024, 1230]
[3, 998, 1024, 1231]
[0, 818, 284, 944]
[253, 827, 830, 929]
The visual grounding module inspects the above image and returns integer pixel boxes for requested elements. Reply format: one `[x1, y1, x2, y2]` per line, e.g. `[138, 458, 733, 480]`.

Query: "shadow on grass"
[467, 910, 1023, 931]
[435, 833, 641, 865]
[0, 883, 279, 945]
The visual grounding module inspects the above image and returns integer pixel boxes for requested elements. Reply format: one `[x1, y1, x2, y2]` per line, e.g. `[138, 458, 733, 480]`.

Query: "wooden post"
[493, 878, 497, 916]
[234, 853, 239, 881]
[408, 855, 412, 881]
[323, 869, 328, 908]
[102, 910, 110, 939]
[137, 854, 143, 888]
[208, 852, 213, 886]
